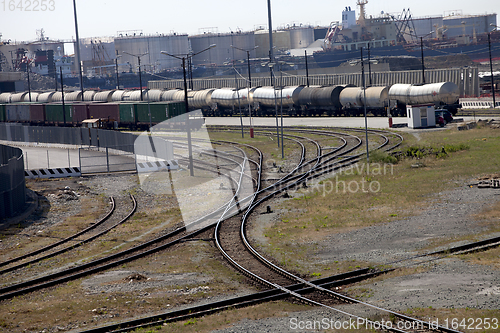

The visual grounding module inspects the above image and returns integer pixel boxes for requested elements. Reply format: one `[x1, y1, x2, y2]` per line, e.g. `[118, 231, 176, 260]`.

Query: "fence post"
[79, 148, 81, 172]
[47, 150, 50, 169]
[106, 147, 110, 173]
[68, 149, 71, 168]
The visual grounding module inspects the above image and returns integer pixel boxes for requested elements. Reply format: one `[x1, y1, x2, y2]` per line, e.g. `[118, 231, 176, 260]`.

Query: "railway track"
[212, 128, 467, 333]
[0, 196, 141, 277]
[0, 139, 260, 302]
[76, 127, 392, 331]
[5, 126, 497, 332]
[0, 197, 116, 271]
[76, 126, 499, 333]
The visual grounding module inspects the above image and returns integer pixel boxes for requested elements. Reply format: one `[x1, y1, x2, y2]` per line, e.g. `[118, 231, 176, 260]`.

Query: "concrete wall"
[0, 144, 26, 219]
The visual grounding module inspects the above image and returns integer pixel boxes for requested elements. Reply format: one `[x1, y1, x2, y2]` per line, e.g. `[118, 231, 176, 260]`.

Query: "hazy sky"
[1, 0, 498, 46]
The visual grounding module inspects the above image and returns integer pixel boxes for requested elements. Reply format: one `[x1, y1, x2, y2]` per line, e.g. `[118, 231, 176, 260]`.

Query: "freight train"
[0, 82, 461, 127]
[0, 98, 187, 130]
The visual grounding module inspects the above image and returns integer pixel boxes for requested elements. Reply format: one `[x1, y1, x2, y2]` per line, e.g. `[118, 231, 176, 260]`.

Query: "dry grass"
[258, 127, 500, 276]
[0, 240, 246, 332]
[2, 127, 500, 332]
[138, 301, 312, 333]
[0, 196, 107, 263]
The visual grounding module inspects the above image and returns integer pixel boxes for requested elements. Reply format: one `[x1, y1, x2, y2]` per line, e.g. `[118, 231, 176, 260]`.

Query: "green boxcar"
[45, 103, 74, 123]
[0, 104, 5, 122]
[118, 102, 136, 125]
[135, 101, 186, 124]
[167, 101, 186, 120]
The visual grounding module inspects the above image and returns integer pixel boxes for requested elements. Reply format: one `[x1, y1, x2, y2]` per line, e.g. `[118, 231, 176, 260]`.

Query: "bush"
[369, 150, 399, 164]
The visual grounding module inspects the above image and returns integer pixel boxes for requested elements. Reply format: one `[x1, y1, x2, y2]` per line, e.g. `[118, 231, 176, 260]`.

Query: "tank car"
[252, 86, 304, 116]
[339, 86, 389, 116]
[298, 85, 347, 116]
[388, 82, 460, 115]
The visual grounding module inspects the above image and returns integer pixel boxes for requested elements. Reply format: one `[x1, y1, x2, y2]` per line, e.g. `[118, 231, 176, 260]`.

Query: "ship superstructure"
[324, 0, 399, 52]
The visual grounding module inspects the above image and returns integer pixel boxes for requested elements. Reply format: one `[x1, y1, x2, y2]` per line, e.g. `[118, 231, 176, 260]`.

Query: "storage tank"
[364, 86, 388, 108]
[115, 33, 189, 72]
[51, 91, 81, 102]
[94, 90, 115, 102]
[11, 92, 28, 103]
[297, 86, 321, 106]
[191, 89, 215, 109]
[388, 82, 459, 105]
[83, 90, 96, 101]
[312, 85, 345, 108]
[0, 92, 12, 103]
[37, 92, 56, 103]
[162, 89, 182, 101]
[255, 30, 291, 59]
[288, 26, 314, 49]
[253, 86, 303, 107]
[25, 92, 40, 102]
[171, 90, 189, 103]
[111, 90, 127, 101]
[127, 90, 144, 101]
[211, 89, 237, 108]
[122, 91, 134, 101]
[189, 31, 255, 67]
[65, 91, 83, 102]
[145, 89, 163, 102]
[234, 88, 254, 105]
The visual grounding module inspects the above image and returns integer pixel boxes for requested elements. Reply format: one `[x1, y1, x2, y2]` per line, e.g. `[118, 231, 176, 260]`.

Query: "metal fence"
[0, 123, 174, 175]
[0, 144, 26, 219]
[79, 145, 137, 174]
[149, 67, 479, 97]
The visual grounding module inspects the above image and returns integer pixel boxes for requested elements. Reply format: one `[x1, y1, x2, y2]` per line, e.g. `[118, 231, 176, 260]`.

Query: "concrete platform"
[204, 116, 499, 130]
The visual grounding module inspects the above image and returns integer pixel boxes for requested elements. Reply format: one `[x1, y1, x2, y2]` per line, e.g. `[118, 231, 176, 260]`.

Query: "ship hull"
[313, 43, 500, 68]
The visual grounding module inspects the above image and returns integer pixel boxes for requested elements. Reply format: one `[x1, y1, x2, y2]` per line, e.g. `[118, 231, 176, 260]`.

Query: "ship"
[313, 0, 500, 68]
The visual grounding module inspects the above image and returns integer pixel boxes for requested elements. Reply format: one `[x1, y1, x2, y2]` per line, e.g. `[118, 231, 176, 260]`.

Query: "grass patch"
[0, 240, 246, 332]
[262, 127, 500, 273]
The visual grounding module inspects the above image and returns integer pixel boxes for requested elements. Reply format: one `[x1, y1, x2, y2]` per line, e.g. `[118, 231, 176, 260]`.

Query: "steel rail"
[0, 197, 115, 270]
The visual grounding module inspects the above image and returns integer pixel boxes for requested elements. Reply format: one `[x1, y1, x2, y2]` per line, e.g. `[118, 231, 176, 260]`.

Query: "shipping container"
[45, 103, 74, 123]
[168, 101, 187, 119]
[134, 101, 186, 125]
[88, 103, 120, 122]
[118, 103, 136, 125]
[29, 104, 46, 123]
[0, 104, 5, 122]
[135, 102, 166, 124]
[72, 103, 91, 122]
[5, 103, 30, 122]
